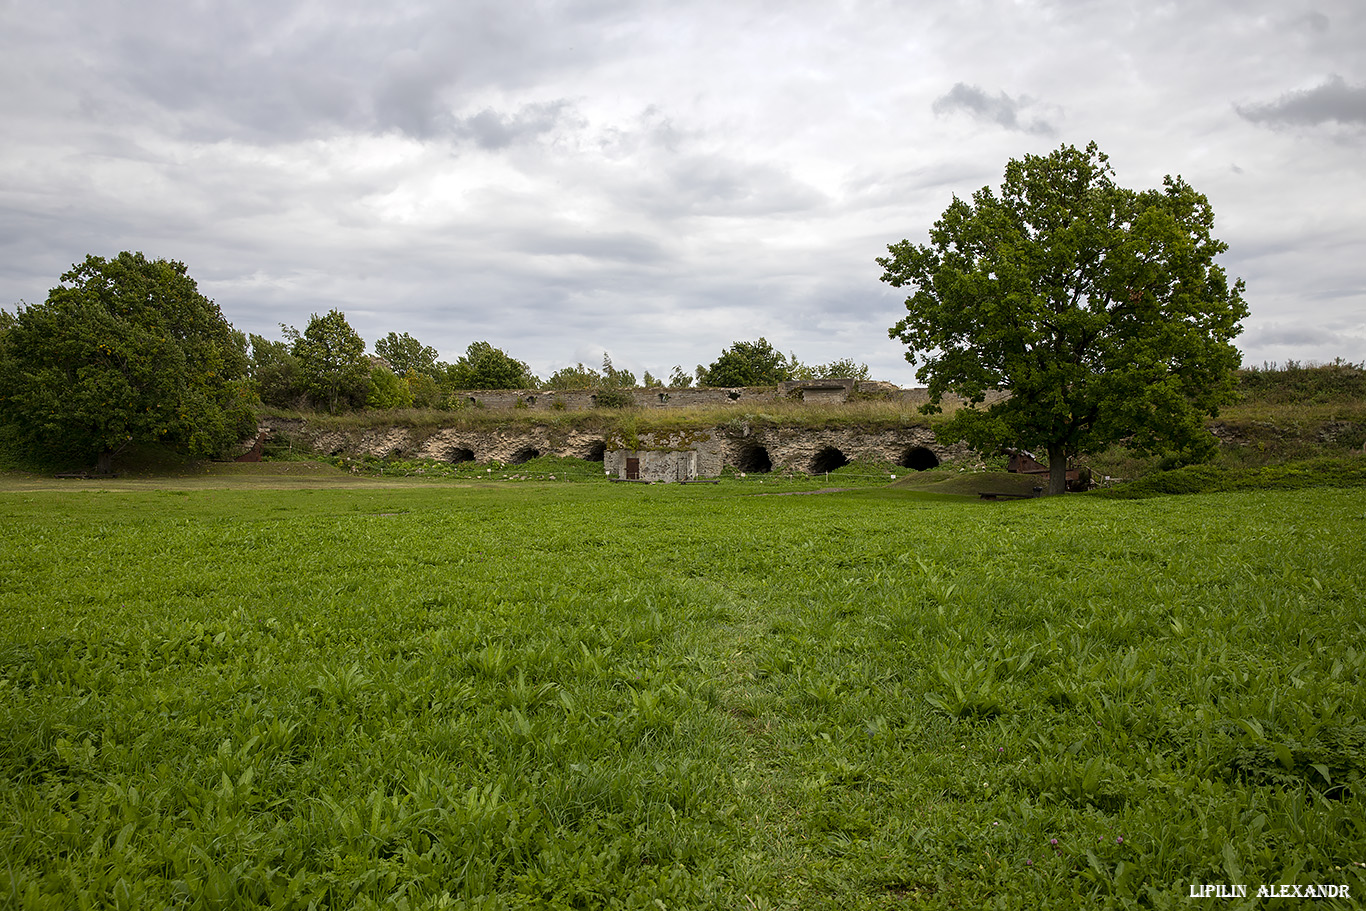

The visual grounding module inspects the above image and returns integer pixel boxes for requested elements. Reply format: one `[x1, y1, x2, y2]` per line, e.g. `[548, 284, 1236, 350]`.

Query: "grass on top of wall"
[260, 397, 942, 437]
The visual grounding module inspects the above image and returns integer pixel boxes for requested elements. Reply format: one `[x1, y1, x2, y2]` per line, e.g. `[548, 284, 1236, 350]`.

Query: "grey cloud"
[1298, 11, 1330, 33]
[840, 162, 992, 211]
[931, 83, 1056, 135]
[60, 0, 634, 142]
[1237, 75, 1366, 127]
[503, 226, 667, 265]
[1244, 325, 1343, 348]
[452, 101, 578, 149]
[637, 156, 828, 218]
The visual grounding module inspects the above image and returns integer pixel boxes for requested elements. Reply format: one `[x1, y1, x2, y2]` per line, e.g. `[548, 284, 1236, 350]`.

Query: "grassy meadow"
[2, 473, 1364, 909]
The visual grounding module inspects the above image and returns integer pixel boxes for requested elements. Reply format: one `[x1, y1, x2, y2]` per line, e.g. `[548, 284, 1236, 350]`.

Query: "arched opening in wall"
[449, 448, 476, 464]
[735, 444, 772, 473]
[810, 446, 850, 474]
[583, 441, 606, 462]
[508, 446, 540, 465]
[899, 446, 940, 471]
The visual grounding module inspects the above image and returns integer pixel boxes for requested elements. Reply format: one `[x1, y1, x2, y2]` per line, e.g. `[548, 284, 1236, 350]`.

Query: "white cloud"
[2, 0, 1365, 381]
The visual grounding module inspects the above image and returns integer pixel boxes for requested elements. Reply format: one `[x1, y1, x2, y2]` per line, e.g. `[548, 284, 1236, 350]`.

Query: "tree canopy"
[445, 341, 537, 390]
[283, 310, 371, 414]
[598, 353, 635, 388]
[789, 357, 872, 382]
[248, 334, 304, 409]
[879, 142, 1248, 494]
[546, 353, 635, 391]
[374, 331, 438, 378]
[697, 338, 793, 387]
[0, 252, 255, 470]
[546, 363, 601, 390]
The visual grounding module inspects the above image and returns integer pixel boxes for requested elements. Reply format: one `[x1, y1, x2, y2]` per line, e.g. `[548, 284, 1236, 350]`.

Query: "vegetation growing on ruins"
[259, 396, 942, 437]
[1, 481, 1363, 908]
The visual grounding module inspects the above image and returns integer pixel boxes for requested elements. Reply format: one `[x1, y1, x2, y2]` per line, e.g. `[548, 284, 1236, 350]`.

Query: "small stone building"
[604, 448, 699, 483]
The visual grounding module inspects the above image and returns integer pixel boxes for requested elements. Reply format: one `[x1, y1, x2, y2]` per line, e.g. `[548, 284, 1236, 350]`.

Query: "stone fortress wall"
[452, 378, 935, 411]
[264, 380, 998, 478]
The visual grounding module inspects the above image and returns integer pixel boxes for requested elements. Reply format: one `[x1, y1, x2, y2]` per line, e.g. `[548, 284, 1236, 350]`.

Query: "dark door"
[626, 457, 640, 480]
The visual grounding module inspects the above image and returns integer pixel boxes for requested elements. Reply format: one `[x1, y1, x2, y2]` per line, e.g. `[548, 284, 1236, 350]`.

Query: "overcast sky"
[2, 0, 1363, 385]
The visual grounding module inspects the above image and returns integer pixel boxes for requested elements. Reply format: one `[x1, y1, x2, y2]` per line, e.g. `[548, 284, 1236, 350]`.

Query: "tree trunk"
[1046, 442, 1068, 496]
[95, 449, 114, 476]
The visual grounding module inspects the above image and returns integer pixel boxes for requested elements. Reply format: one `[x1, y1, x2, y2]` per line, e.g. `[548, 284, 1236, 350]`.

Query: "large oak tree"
[879, 143, 1248, 494]
[0, 253, 255, 472]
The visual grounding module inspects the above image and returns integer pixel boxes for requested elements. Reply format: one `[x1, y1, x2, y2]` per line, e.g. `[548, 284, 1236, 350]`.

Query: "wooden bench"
[978, 491, 1037, 500]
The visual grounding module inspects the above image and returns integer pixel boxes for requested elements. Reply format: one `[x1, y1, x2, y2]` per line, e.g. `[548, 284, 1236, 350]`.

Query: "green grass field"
[2, 474, 1364, 909]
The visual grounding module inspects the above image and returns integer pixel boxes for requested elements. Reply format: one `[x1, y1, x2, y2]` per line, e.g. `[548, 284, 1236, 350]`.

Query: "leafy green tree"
[600, 352, 636, 388]
[641, 370, 664, 388]
[374, 331, 438, 378]
[248, 334, 305, 408]
[367, 365, 414, 409]
[284, 310, 371, 413]
[0, 252, 255, 472]
[879, 142, 1248, 494]
[591, 387, 635, 409]
[668, 365, 694, 388]
[445, 341, 537, 389]
[789, 357, 872, 381]
[547, 362, 601, 390]
[405, 372, 445, 409]
[697, 338, 793, 387]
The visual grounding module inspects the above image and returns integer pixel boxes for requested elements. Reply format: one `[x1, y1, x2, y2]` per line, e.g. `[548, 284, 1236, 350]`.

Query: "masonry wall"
[445, 380, 998, 412]
[604, 449, 699, 483]
[271, 416, 980, 477]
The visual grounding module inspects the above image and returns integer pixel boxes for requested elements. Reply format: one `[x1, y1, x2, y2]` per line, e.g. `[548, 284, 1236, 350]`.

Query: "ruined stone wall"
[454, 385, 789, 411]
[445, 381, 1005, 412]
[268, 417, 978, 476]
[722, 424, 973, 473]
[293, 423, 611, 465]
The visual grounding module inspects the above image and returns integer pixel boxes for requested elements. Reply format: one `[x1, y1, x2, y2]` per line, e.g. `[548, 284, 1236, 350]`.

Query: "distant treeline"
[0, 253, 881, 469]
[252, 311, 874, 414]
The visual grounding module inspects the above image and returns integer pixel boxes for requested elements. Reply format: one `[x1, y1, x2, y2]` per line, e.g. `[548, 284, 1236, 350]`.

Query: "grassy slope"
[2, 482, 1364, 909]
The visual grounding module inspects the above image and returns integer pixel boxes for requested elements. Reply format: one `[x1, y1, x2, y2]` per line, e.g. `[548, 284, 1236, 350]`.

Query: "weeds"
[1, 482, 1364, 908]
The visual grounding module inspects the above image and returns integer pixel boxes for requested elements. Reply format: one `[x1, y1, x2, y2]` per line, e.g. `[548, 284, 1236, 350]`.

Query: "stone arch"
[810, 446, 850, 473]
[899, 446, 940, 471]
[449, 447, 476, 463]
[734, 444, 772, 473]
[508, 446, 540, 465]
